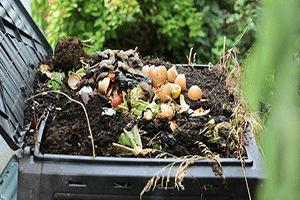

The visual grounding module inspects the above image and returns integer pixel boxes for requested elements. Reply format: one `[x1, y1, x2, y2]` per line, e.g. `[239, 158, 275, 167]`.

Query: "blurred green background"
[243, 0, 300, 199]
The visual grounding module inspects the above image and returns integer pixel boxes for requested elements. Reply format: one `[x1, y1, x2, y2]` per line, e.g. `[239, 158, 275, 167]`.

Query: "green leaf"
[48, 72, 65, 90]
[94, 18, 103, 27]
[131, 125, 142, 147]
[132, 100, 149, 116]
[76, 67, 86, 74]
[63, 12, 72, 18]
[52, 10, 60, 18]
[77, 21, 85, 31]
[119, 133, 132, 147]
[52, 72, 65, 83]
[50, 80, 59, 90]
[70, 3, 78, 8]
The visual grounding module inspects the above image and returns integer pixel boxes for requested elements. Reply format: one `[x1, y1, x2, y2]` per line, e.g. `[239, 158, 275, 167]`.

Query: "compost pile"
[24, 36, 244, 158]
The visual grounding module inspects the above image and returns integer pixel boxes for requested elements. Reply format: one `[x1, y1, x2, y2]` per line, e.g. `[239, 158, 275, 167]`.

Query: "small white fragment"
[78, 86, 93, 95]
[102, 108, 116, 116]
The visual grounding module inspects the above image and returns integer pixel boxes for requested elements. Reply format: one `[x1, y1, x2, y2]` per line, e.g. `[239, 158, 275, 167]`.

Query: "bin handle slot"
[69, 180, 87, 188]
[113, 182, 132, 188]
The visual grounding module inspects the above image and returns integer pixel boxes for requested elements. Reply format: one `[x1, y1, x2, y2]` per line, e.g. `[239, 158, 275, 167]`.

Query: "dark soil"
[54, 36, 91, 73]
[24, 38, 243, 159]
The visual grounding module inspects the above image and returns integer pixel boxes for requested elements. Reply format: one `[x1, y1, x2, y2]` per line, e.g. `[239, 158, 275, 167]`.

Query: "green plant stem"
[112, 143, 135, 153]
[133, 125, 142, 149]
[123, 128, 139, 151]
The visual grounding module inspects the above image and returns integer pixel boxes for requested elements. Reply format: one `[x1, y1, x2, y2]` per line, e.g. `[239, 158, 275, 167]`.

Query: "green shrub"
[31, 0, 259, 63]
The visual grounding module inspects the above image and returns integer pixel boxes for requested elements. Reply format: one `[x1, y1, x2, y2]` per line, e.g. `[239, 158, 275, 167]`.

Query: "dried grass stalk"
[140, 142, 224, 199]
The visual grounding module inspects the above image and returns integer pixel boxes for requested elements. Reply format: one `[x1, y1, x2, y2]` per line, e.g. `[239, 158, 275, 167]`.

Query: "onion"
[174, 74, 186, 91]
[188, 85, 202, 101]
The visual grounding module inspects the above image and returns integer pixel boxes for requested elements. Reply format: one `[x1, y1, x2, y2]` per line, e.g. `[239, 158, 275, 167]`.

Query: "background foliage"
[31, 0, 258, 64]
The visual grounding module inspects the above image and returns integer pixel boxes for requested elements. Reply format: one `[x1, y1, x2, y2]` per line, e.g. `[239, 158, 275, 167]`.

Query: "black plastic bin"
[18, 130, 262, 200]
[0, 1, 264, 199]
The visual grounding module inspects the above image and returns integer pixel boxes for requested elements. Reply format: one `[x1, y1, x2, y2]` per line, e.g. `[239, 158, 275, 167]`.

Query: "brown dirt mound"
[54, 36, 91, 72]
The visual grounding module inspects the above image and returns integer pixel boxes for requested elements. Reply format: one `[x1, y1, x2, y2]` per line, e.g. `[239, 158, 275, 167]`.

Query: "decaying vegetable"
[48, 72, 65, 90]
[178, 94, 190, 113]
[116, 85, 150, 116]
[75, 67, 87, 75]
[131, 85, 147, 101]
[143, 102, 159, 120]
[39, 64, 57, 81]
[169, 121, 178, 132]
[187, 85, 202, 101]
[131, 100, 149, 116]
[39, 64, 51, 72]
[156, 104, 174, 120]
[39, 64, 53, 79]
[191, 108, 211, 117]
[111, 94, 122, 107]
[169, 83, 181, 99]
[113, 125, 152, 156]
